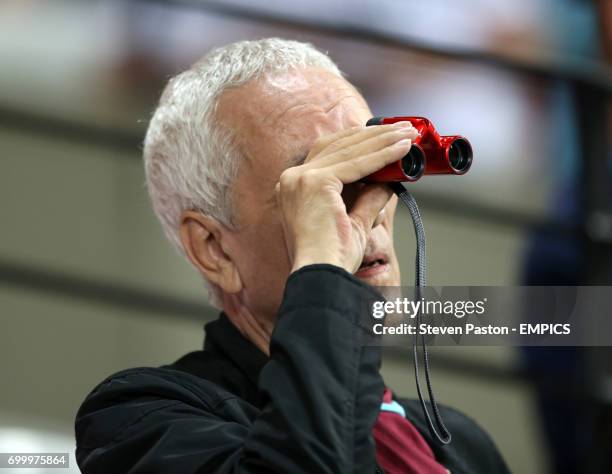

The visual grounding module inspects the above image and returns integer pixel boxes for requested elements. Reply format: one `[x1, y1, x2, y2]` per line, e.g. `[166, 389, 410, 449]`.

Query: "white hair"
[143, 38, 343, 308]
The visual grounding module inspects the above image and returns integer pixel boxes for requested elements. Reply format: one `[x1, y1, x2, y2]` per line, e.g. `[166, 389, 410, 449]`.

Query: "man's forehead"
[217, 68, 367, 137]
[258, 71, 362, 126]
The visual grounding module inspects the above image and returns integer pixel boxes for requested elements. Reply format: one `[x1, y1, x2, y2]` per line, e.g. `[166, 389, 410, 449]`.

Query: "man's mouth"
[355, 253, 389, 278]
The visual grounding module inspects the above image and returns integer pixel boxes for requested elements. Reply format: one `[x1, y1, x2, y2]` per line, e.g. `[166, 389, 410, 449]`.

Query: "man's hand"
[276, 122, 418, 274]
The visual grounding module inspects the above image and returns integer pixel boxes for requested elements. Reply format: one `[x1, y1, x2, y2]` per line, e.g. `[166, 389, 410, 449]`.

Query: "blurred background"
[1, 1, 611, 473]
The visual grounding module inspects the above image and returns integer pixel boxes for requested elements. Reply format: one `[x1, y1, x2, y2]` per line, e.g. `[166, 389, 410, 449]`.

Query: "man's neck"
[222, 294, 273, 356]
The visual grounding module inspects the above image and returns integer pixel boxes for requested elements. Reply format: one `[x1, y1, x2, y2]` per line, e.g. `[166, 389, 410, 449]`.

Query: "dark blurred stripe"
[0, 257, 215, 320]
[0, 104, 142, 152]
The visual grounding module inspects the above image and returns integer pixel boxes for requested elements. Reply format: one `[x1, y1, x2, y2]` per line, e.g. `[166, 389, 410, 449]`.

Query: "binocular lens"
[448, 139, 472, 173]
[402, 146, 425, 179]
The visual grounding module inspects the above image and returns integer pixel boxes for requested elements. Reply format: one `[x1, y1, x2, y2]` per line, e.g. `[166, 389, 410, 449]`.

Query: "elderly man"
[75, 38, 508, 473]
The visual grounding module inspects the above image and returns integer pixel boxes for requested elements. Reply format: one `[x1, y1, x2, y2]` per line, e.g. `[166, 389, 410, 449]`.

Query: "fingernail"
[393, 121, 414, 128]
[396, 138, 412, 146]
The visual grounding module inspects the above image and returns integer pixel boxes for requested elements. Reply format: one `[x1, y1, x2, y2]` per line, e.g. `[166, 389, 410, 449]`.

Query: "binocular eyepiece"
[364, 116, 473, 182]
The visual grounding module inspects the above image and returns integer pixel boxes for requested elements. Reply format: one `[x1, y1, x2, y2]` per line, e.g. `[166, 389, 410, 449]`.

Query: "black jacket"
[75, 264, 509, 473]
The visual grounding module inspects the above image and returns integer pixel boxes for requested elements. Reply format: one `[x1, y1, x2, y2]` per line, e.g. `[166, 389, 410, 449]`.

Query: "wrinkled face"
[216, 67, 401, 321]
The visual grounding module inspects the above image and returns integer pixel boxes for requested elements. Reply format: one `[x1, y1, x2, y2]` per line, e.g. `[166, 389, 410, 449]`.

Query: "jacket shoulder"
[75, 366, 242, 450]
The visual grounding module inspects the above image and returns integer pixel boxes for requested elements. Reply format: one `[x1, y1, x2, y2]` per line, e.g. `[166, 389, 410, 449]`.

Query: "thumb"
[348, 184, 393, 236]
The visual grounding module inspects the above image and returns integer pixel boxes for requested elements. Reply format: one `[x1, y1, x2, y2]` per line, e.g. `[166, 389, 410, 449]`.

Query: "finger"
[307, 121, 415, 162]
[349, 184, 394, 234]
[305, 126, 417, 170]
[306, 126, 363, 159]
[329, 138, 413, 183]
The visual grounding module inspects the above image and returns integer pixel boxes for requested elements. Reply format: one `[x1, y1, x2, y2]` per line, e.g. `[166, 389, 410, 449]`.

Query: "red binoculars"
[364, 116, 473, 182]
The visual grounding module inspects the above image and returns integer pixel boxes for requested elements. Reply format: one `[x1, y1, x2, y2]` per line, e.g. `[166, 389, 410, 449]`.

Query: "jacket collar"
[203, 313, 269, 391]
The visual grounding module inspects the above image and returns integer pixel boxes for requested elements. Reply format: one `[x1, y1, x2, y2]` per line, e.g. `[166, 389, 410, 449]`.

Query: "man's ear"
[179, 211, 243, 294]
